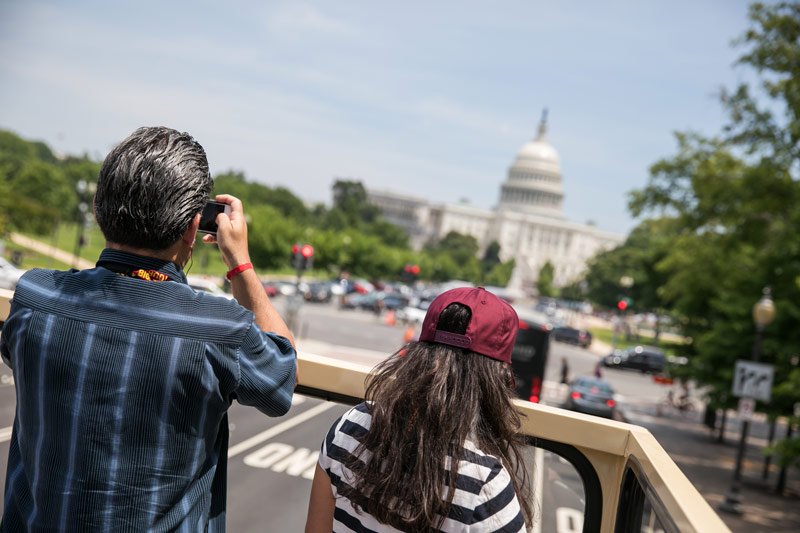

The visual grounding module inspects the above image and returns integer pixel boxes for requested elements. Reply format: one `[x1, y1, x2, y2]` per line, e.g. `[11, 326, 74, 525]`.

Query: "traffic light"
[300, 244, 314, 270]
[402, 264, 420, 282]
[291, 243, 314, 271]
[617, 300, 627, 311]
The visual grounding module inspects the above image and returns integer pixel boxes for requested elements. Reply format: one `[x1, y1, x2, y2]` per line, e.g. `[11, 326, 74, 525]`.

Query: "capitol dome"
[497, 110, 565, 219]
[512, 137, 561, 175]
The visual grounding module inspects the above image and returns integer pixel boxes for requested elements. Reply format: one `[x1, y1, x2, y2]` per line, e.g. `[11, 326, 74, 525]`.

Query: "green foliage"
[620, 1, 800, 464]
[332, 179, 380, 226]
[484, 258, 515, 287]
[426, 231, 479, 264]
[583, 218, 675, 312]
[536, 261, 556, 297]
[0, 130, 100, 236]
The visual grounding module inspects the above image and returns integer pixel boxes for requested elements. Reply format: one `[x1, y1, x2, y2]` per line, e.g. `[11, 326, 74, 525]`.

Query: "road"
[0, 297, 764, 531]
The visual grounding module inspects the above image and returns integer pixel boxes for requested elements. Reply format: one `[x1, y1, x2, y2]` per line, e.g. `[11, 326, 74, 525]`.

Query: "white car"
[186, 276, 233, 299]
[396, 302, 430, 324]
[0, 258, 25, 291]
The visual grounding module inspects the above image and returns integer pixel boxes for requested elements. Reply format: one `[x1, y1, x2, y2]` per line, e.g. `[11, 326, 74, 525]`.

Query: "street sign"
[737, 397, 755, 421]
[731, 360, 774, 403]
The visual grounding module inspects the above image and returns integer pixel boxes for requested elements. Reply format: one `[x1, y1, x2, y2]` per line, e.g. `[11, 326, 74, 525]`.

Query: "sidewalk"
[9, 233, 94, 270]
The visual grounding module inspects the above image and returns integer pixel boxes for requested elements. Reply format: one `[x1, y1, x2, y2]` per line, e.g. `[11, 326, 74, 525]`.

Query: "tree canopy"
[582, 1, 800, 467]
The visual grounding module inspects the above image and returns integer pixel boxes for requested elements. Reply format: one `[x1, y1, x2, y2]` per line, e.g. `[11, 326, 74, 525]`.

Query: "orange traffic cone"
[403, 325, 415, 343]
[385, 309, 396, 326]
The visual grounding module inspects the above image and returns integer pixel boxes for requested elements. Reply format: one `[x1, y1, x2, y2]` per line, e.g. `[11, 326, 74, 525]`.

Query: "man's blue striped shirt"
[0, 249, 297, 532]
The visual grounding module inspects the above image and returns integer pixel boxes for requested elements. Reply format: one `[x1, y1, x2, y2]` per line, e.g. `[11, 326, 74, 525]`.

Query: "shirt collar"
[97, 248, 188, 284]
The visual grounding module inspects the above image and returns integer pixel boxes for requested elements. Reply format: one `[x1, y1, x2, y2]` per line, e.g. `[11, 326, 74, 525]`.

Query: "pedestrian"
[594, 361, 603, 378]
[0, 127, 297, 531]
[306, 287, 532, 532]
[560, 356, 570, 384]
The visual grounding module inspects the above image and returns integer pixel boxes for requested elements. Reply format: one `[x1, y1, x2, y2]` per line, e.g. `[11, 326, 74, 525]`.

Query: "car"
[262, 282, 279, 297]
[303, 282, 333, 303]
[186, 276, 232, 299]
[396, 301, 431, 324]
[565, 376, 617, 418]
[0, 257, 25, 291]
[552, 325, 592, 348]
[602, 345, 667, 374]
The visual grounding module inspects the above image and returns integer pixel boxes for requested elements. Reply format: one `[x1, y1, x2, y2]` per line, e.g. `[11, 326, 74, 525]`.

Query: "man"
[0, 127, 297, 531]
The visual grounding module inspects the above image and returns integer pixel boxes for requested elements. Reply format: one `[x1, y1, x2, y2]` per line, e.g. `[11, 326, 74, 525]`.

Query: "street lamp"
[720, 287, 775, 514]
[613, 276, 634, 348]
[73, 180, 96, 268]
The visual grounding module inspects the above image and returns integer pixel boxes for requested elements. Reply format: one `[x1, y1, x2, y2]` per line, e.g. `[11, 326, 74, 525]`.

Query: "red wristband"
[226, 262, 253, 280]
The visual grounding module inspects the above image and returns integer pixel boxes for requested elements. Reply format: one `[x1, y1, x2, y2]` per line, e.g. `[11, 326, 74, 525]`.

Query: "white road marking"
[556, 507, 584, 533]
[291, 394, 306, 405]
[244, 442, 319, 480]
[0, 425, 13, 443]
[228, 402, 336, 458]
[532, 446, 544, 533]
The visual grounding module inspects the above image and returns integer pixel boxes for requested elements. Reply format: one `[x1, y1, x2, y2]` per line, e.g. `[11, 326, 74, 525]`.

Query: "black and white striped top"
[319, 403, 526, 532]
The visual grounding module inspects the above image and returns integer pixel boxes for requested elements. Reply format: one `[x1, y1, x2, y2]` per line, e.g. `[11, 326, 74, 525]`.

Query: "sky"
[0, 0, 757, 235]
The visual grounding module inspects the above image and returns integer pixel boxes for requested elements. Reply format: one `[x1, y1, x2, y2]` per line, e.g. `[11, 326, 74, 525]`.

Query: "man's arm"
[203, 194, 295, 347]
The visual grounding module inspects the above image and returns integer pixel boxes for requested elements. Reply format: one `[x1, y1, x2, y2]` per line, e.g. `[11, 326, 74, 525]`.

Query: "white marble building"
[368, 113, 623, 290]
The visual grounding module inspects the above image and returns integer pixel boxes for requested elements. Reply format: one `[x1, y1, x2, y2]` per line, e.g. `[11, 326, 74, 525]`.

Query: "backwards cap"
[418, 287, 518, 364]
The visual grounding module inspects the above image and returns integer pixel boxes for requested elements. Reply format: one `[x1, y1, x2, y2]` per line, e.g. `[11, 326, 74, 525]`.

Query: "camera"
[198, 200, 231, 235]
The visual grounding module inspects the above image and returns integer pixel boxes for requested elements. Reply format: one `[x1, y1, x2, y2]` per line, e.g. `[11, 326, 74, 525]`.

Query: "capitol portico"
[368, 112, 623, 291]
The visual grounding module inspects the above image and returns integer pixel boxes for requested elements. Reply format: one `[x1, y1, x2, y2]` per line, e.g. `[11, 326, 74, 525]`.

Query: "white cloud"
[265, 4, 356, 38]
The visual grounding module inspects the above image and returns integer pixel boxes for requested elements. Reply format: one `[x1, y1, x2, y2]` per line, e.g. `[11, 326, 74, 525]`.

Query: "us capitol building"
[367, 112, 624, 291]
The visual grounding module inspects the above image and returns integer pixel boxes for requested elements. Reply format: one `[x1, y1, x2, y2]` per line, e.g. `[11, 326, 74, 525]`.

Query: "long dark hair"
[339, 303, 533, 530]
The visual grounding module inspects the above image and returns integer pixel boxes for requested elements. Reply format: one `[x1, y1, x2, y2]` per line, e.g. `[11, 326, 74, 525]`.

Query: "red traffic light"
[410, 265, 420, 275]
[300, 244, 314, 258]
[617, 300, 628, 310]
[291, 244, 300, 254]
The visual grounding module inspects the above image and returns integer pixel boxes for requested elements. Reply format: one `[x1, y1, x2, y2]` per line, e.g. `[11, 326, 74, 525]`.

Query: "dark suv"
[602, 345, 666, 374]
[552, 326, 592, 348]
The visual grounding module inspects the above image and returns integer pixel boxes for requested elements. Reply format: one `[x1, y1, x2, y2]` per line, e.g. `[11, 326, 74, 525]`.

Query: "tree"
[628, 2, 800, 462]
[331, 179, 380, 226]
[536, 261, 556, 298]
[426, 231, 479, 265]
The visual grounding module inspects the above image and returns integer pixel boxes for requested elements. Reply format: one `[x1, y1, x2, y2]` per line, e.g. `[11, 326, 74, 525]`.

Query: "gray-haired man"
[0, 127, 296, 531]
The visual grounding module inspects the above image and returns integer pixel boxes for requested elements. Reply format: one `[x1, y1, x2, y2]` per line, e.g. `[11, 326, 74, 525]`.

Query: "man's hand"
[201, 194, 296, 352]
[201, 194, 250, 270]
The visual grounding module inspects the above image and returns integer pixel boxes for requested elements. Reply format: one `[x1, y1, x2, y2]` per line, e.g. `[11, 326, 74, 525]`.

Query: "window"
[524, 438, 603, 533]
[614, 462, 677, 533]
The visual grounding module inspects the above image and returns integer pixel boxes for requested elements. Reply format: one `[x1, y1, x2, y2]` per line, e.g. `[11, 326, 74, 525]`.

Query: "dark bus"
[511, 314, 552, 403]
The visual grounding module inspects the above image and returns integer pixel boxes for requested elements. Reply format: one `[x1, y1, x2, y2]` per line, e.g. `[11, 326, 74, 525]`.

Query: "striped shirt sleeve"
[233, 322, 297, 416]
[470, 464, 526, 532]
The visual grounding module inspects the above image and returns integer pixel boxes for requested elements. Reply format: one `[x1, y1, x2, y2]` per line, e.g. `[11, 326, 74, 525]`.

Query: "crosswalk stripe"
[0, 425, 13, 443]
[228, 402, 336, 458]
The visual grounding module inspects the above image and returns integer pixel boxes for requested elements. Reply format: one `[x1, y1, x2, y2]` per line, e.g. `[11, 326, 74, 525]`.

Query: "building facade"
[368, 113, 623, 290]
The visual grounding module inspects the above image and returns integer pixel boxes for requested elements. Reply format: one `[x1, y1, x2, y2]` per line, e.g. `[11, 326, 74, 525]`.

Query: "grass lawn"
[2, 240, 72, 271]
[589, 327, 685, 354]
[11, 223, 330, 281]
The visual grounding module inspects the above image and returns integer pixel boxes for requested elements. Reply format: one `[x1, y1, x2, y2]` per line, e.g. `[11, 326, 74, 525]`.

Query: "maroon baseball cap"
[419, 287, 519, 364]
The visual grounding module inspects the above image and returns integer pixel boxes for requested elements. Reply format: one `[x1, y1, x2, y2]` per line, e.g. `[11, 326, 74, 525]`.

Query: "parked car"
[565, 376, 616, 419]
[303, 282, 333, 303]
[552, 325, 592, 348]
[340, 291, 407, 312]
[396, 301, 431, 324]
[262, 282, 278, 297]
[187, 276, 232, 299]
[0, 257, 25, 291]
[602, 345, 667, 374]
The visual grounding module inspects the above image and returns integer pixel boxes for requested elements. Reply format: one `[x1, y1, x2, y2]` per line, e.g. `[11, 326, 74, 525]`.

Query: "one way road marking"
[228, 402, 336, 459]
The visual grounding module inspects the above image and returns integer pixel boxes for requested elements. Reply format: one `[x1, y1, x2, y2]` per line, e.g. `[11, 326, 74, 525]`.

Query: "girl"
[306, 287, 533, 532]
